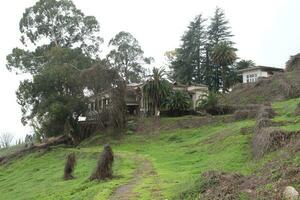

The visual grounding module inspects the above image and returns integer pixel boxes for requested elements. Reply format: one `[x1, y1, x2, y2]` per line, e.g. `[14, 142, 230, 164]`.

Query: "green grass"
[0, 120, 256, 200]
[1, 97, 300, 199]
[272, 97, 300, 131]
[0, 147, 136, 200]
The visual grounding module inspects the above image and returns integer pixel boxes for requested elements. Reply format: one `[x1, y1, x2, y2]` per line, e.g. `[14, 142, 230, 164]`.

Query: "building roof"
[238, 65, 284, 73]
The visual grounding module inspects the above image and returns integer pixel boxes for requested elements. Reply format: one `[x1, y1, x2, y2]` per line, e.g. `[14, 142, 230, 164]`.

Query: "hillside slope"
[222, 70, 300, 105]
[0, 98, 300, 199]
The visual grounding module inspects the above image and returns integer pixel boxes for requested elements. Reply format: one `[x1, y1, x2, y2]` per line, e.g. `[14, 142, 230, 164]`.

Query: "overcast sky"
[1, 0, 300, 141]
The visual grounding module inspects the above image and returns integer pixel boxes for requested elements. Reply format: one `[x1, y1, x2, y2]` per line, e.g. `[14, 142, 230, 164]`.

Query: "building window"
[246, 73, 258, 83]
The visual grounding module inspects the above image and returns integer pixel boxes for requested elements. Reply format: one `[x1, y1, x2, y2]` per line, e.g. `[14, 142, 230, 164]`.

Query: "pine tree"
[205, 7, 234, 92]
[171, 14, 207, 85]
[170, 8, 237, 92]
[207, 7, 233, 46]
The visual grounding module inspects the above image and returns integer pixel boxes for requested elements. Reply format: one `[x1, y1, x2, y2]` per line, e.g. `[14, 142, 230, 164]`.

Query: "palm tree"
[212, 41, 237, 93]
[143, 68, 171, 116]
[236, 59, 255, 70]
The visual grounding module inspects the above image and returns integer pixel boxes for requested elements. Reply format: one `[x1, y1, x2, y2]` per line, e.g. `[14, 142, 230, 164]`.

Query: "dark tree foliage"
[80, 64, 127, 134]
[64, 152, 76, 180]
[163, 90, 192, 115]
[16, 47, 90, 138]
[170, 7, 237, 93]
[207, 7, 233, 46]
[236, 59, 255, 70]
[107, 31, 152, 83]
[19, 0, 102, 55]
[143, 68, 172, 116]
[206, 7, 235, 92]
[6, 0, 102, 139]
[90, 144, 114, 180]
[212, 41, 237, 93]
[171, 15, 207, 85]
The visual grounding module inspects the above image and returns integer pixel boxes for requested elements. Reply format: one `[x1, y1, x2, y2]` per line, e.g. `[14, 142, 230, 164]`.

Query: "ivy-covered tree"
[171, 15, 207, 84]
[107, 31, 152, 83]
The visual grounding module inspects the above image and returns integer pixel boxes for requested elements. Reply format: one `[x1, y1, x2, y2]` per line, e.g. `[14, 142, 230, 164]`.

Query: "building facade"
[86, 82, 208, 118]
[238, 66, 284, 83]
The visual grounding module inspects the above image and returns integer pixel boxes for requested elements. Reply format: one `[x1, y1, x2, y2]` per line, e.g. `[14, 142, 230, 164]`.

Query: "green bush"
[197, 92, 218, 111]
[163, 90, 192, 115]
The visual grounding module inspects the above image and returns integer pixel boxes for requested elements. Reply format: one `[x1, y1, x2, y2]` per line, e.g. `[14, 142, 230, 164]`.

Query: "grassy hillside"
[222, 70, 300, 105]
[1, 98, 300, 199]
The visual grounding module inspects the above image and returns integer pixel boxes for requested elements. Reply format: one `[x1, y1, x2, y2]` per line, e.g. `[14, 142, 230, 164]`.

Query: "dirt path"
[109, 157, 164, 200]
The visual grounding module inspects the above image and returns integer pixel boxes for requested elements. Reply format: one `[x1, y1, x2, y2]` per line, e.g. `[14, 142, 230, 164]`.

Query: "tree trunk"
[221, 66, 226, 93]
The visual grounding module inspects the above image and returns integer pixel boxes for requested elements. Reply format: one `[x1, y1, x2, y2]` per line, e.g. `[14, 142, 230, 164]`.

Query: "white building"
[238, 66, 284, 83]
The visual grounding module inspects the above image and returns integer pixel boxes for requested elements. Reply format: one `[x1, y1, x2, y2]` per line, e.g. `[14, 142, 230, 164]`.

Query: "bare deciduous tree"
[0, 132, 13, 148]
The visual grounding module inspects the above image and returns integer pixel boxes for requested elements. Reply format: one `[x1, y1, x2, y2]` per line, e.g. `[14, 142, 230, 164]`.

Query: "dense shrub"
[233, 109, 257, 121]
[197, 92, 218, 111]
[163, 90, 192, 116]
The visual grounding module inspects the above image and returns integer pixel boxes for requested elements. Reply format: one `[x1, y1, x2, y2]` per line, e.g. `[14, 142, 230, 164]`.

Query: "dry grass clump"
[252, 105, 286, 159]
[200, 171, 244, 200]
[64, 152, 76, 180]
[254, 105, 276, 132]
[90, 144, 114, 180]
[254, 117, 273, 133]
[252, 127, 291, 159]
[286, 53, 300, 72]
[257, 105, 276, 118]
[233, 110, 257, 121]
[234, 104, 261, 111]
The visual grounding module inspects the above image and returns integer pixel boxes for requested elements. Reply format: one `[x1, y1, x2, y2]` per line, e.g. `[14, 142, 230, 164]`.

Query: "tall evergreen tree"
[171, 14, 207, 84]
[206, 7, 235, 92]
[170, 8, 237, 92]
